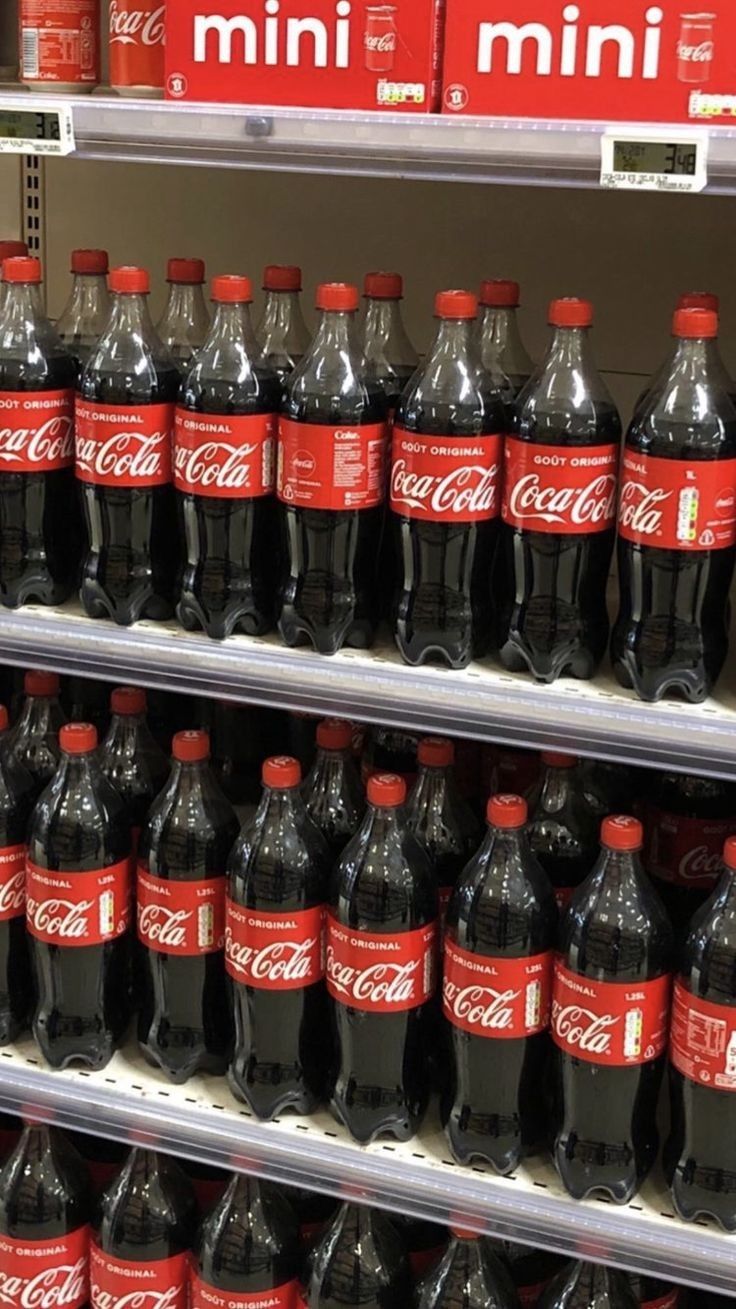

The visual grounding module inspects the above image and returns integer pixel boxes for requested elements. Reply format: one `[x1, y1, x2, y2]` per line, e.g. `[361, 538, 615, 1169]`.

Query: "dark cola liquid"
[303, 748, 365, 860]
[0, 1125, 91, 1241]
[79, 365, 181, 625]
[9, 691, 65, 800]
[304, 1204, 412, 1309]
[418, 1236, 516, 1309]
[498, 400, 621, 682]
[0, 736, 35, 1042]
[527, 764, 599, 905]
[94, 1148, 197, 1262]
[539, 1261, 638, 1309]
[0, 351, 81, 607]
[99, 713, 170, 837]
[177, 370, 282, 641]
[194, 1174, 300, 1293]
[644, 771, 736, 942]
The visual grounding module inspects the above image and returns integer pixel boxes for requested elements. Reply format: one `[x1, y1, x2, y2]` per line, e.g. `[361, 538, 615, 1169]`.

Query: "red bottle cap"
[211, 274, 253, 304]
[0, 706, 7, 732]
[723, 836, 736, 871]
[0, 240, 27, 263]
[487, 794, 528, 828]
[601, 815, 643, 851]
[316, 282, 359, 312]
[479, 279, 520, 308]
[111, 686, 146, 716]
[367, 773, 406, 807]
[24, 670, 59, 697]
[541, 751, 577, 768]
[262, 755, 302, 789]
[71, 248, 109, 275]
[434, 289, 477, 320]
[449, 1226, 479, 1240]
[167, 257, 205, 284]
[364, 271, 403, 299]
[677, 290, 719, 314]
[549, 298, 593, 328]
[673, 307, 718, 339]
[316, 719, 353, 752]
[418, 736, 454, 768]
[263, 264, 302, 292]
[4, 256, 41, 284]
[60, 723, 98, 755]
[109, 266, 150, 295]
[173, 730, 210, 763]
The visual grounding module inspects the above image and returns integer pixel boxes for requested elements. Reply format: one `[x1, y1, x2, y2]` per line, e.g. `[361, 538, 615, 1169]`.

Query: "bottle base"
[554, 1137, 648, 1205]
[611, 650, 713, 704]
[329, 1090, 422, 1145]
[139, 1036, 228, 1085]
[34, 1029, 117, 1072]
[498, 633, 599, 684]
[227, 1065, 320, 1120]
[81, 581, 175, 627]
[177, 594, 272, 642]
[445, 1128, 522, 1176]
[279, 610, 374, 657]
[394, 629, 474, 671]
[0, 573, 74, 609]
[671, 1177, 736, 1232]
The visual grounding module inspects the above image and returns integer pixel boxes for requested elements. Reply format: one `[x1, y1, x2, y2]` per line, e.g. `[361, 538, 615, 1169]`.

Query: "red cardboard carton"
[165, 0, 445, 111]
[441, 1, 736, 126]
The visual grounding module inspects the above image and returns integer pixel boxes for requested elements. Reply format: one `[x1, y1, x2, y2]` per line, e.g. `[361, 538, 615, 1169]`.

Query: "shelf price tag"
[600, 128, 708, 194]
[0, 106, 75, 156]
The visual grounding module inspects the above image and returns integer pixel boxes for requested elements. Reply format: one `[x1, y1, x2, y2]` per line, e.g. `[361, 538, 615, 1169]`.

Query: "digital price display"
[600, 129, 708, 193]
[0, 106, 75, 155]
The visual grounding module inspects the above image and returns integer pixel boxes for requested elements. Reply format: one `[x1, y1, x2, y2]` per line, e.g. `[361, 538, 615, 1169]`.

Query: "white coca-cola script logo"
[0, 1258, 86, 1309]
[75, 431, 167, 481]
[327, 946, 418, 1005]
[552, 1002, 619, 1055]
[618, 482, 672, 536]
[174, 442, 260, 493]
[443, 979, 521, 1030]
[365, 32, 396, 51]
[391, 460, 499, 517]
[225, 928, 318, 983]
[677, 39, 714, 63]
[0, 870, 25, 916]
[0, 415, 73, 467]
[91, 1286, 181, 1309]
[138, 904, 192, 950]
[109, 2, 165, 45]
[26, 897, 93, 941]
[678, 844, 722, 885]
[507, 472, 616, 526]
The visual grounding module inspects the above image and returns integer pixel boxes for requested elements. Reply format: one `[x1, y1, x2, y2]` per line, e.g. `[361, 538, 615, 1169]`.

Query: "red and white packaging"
[20, 0, 99, 90]
[0, 391, 74, 473]
[109, 0, 166, 96]
[26, 859, 132, 946]
[442, 938, 552, 1037]
[441, 0, 736, 127]
[0, 1227, 89, 1309]
[644, 809, 736, 889]
[0, 844, 26, 922]
[225, 901, 326, 988]
[551, 958, 671, 1066]
[277, 419, 387, 511]
[502, 438, 619, 535]
[137, 866, 226, 956]
[165, 0, 445, 112]
[90, 1244, 189, 1309]
[326, 915, 437, 1012]
[174, 410, 276, 498]
[670, 978, 736, 1090]
[191, 1276, 299, 1309]
[617, 451, 736, 551]
[390, 428, 502, 522]
[75, 401, 175, 488]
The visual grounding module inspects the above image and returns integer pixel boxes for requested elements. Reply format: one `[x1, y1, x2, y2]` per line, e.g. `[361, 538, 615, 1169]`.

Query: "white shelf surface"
[1, 601, 736, 778]
[0, 1036, 731, 1293]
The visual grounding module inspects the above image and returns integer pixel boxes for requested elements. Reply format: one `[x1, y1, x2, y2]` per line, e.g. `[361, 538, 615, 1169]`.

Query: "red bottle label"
[551, 959, 671, 1066]
[0, 390, 75, 473]
[26, 858, 132, 946]
[90, 1244, 189, 1309]
[442, 939, 553, 1038]
[75, 400, 175, 488]
[136, 866, 226, 956]
[190, 1276, 299, 1309]
[174, 409, 277, 499]
[325, 915, 437, 1012]
[644, 808, 734, 890]
[225, 901, 326, 989]
[670, 978, 736, 1090]
[0, 1226, 89, 1309]
[502, 437, 619, 534]
[277, 418, 387, 511]
[618, 450, 736, 550]
[0, 844, 26, 921]
[389, 427, 503, 523]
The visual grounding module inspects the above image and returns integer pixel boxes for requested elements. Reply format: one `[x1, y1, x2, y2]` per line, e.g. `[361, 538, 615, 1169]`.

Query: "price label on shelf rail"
[0, 106, 75, 156]
[600, 128, 708, 193]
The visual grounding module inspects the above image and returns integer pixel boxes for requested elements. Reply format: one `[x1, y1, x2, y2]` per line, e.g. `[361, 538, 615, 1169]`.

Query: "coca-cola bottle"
[477, 279, 535, 424]
[71, 1132, 128, 1195]
[527, 753, 599, 910]
[90, 1147, 197, 1309]
[8, 669, 66, 799]
[157, 256, 210, 366]
[666, 834, 736, 1229]
[257, 264, 311, 385]
[416, 1229, 517, 1309]
[0, 702, 34, 1043]
[27, 722, 132, 1069]
[99, 685, 170, 852]
[612, 306, 736, 701]
[504, 1245, 567, 1309]
[551, 815, 674, 1202]
[175, 274, 281, 640]
[442, 794, 557, 1173]
[303, 717, 365, 859]
[644, 770, 736, 940]
[227, 755, 332, 1116]
[0, 255, 80, 608]
[628, 1274, 681, 1309]
[0, 1123, 91, 1309]
[137, 729, 239, 1082]
[488, 746, 541, 800]
[362, 727, 419, 790]
[362, 271, 418, 409]
[390, 289, 505, 669]
[405, 736, 480, 924]
[633, 291, 730, 420]
[192, 1173, 300, 1308]
[62, 675, 111, 737]
[580, 758, 635, 820]
[389, 1214, 447, 1279]
[538, 1262, 638, 1309]
[56, 247, 111, 374]
[277, 282, 389, 655]
[302, 1202, 413, 1309]
[327, 772, 437, 1143]
[77, 264, 180, 625]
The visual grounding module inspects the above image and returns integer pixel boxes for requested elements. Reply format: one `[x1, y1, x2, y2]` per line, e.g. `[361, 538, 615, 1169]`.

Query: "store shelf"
[1, 601, 736, 777]
[4, 89, 736, 189]
[0, 1036, 731, 1293]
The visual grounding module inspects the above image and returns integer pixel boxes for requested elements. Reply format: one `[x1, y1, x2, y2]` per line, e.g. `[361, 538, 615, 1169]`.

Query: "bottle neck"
[258, 289, 309, 351]
[0, 283, 49, 333]
[669, 335, 723, 385]
[256, 784, 306, 828]
[426, 317, 477, 367]
[542, 324, 595, 373]
[206, 300, 259, 357]
[64, 274, 109, 322]
[364, 298, 417, 365]
[310, 308, 360, 361]
[104, 712, 144, 755]
[162, 282, 207, 328]
[106, 291, 159, 345]
[478, 305, 529, 364]
[15, 696, 55, 738]
[56, 752, 99, 791]
[593, 846, 642, 890]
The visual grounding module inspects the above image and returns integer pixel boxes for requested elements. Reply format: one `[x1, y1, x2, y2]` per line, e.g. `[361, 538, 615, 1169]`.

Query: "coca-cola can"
[20, 0, 99, 93]
[364, 5, 397, 73]
[109, 0, 165, 97]
[0, 0, 17, 80]
[677, 12, 716, 84]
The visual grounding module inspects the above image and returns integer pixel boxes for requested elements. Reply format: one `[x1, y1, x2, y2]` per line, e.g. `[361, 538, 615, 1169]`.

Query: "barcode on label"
[21, 28, 39, 78]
